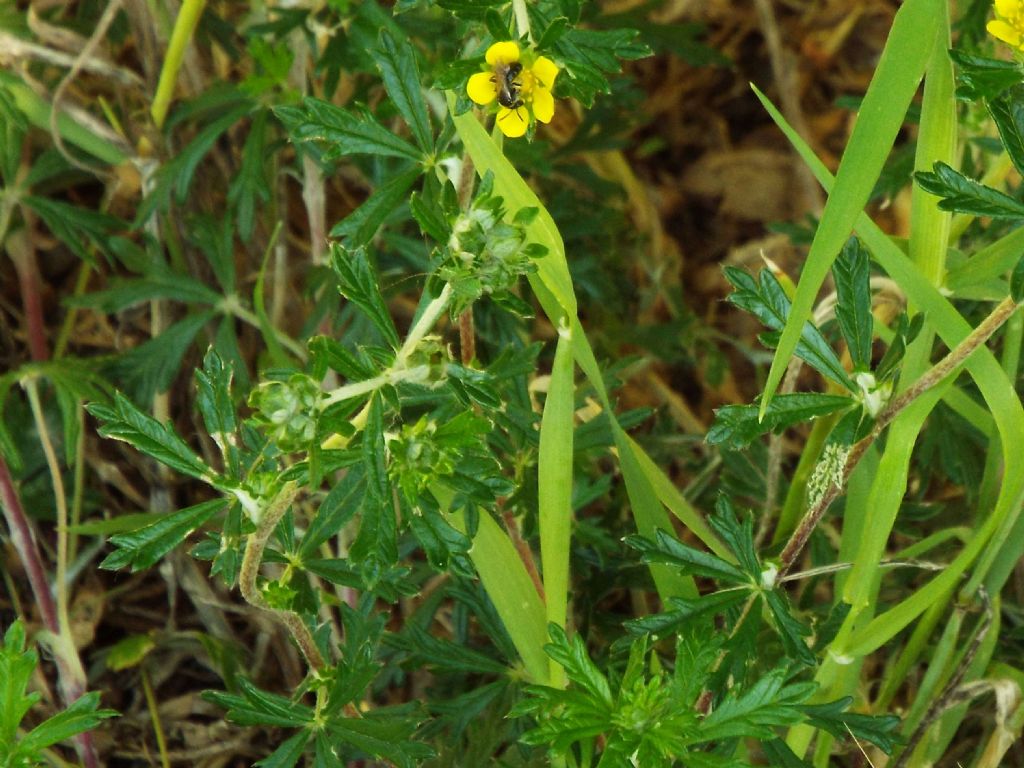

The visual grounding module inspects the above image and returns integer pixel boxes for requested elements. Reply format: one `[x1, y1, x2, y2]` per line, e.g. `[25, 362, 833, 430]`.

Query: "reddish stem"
[0, 457, 59, 632]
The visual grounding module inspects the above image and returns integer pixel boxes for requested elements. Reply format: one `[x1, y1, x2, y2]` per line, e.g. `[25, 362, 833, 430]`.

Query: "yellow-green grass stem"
[538, 326, 575, 687]
[151, 0, 208, 130]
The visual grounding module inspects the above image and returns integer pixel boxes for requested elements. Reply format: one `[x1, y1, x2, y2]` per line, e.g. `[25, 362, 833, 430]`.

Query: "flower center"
[518, 70, 537, 101]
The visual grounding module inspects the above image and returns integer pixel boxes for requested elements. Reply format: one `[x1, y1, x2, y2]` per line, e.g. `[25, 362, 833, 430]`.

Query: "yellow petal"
[995, 0, 1020, 19]
[531, 88, 555, 123]
[531, 56, 559, 90]
[486, 41, 521, 66]
[467, 72, 497, 105]
[497, 107, 529, 137]
[988, 18, 1024, 47]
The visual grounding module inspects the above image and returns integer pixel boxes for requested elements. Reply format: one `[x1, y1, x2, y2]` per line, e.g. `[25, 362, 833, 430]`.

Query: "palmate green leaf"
[950, 48, 1023, 102]
[87, 392, 217, 483]
[627, 529, 750, 585]
[331, 245, 401, 349]
[326, 603, 385, 714]
[546, 23, 652, 106]
[708, 495, 759, 576]
[801, 698, 902, 754]
[406, 496, 472, 574]
[254, 730, 309, 768]
[135, 101, 255, 225]
[105, 311, 216, 403]
[544, 624, 613, 707]
[707, 393, 855, 450]
[372, 31, 432, 153]
[758, 0, 940, 415]
[100, 499, 227, 572]
[69, 270, 223, 311]
[763, 589, 814, 666]
[724, 266, 854, 390]
[276, 97, 423, 162]
[323, 707, 434, 768]
[204, 678, 313, 728]
[18, 692, 118, 754]
[624, 591, 748, 636]
[299, 465, 365, 558]
[697, 672, 815, 742]
[1, 622, 117, 762]
[914, 161, 1024, 217]
[228, 109, 271, 243]
[832, 237, 874, 371]
[989, 86, 1024, 179]
[195, 348, 240, 477]
[330, 165, 421, 246]
[21, 196, 122, 265]
[394, 623, 509, 677]
[0, 621, 37, 748]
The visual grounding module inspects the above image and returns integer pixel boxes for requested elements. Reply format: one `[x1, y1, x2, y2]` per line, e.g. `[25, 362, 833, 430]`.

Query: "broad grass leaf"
[759, 0, 941, 414]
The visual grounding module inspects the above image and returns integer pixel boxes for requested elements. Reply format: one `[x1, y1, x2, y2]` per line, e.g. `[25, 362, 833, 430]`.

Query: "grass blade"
[538, 329, 575, 686]
[758, 0, 940, 417]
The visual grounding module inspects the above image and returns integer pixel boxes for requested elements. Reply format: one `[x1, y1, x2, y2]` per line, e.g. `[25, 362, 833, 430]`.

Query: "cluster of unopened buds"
[466, 41, 559, 138]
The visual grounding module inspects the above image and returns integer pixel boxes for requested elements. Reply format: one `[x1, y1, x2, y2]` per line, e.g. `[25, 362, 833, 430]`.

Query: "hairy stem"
[778, 295, 1020, 576]
[238, 481, 325, 672]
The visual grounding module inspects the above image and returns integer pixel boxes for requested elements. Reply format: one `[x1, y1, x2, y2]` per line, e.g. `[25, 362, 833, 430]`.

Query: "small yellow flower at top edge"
[989, 0, 1024, 50]
[466, 41, 560, 139]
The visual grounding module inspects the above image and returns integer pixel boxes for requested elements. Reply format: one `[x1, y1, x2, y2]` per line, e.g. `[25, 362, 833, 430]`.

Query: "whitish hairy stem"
[239, 482, 325, 672]
[778, 296, 1021, 577]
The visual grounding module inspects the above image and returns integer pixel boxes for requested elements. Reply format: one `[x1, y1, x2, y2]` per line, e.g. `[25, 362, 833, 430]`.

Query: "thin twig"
[891, 588, 993, 768]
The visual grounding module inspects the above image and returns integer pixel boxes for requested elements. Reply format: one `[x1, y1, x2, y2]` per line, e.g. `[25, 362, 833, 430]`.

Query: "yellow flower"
[989, 0, 1024, 50]
[466, 41, 560, 138]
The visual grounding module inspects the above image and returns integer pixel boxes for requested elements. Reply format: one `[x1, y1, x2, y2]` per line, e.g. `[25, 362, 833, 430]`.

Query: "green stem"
[22, 378, 71, 634]
[151, 0, 208, 129]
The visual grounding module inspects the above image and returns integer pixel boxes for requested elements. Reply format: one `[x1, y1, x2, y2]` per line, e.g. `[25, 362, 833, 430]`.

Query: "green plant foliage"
[11, 0, 1024, 765]
[0, 622, 117, 768]
[915, 160, 1024, 216]
[832, 238, 875, 372]
[723, 266, 855, 390]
